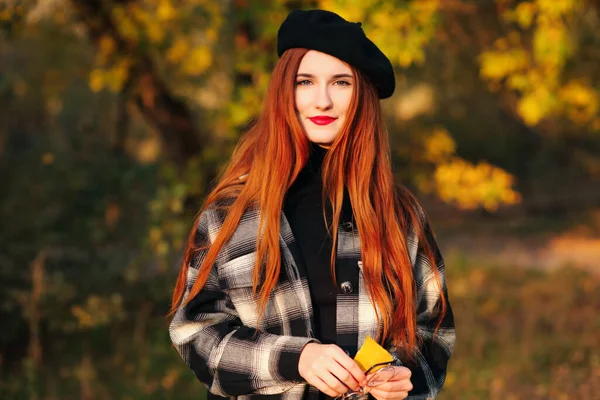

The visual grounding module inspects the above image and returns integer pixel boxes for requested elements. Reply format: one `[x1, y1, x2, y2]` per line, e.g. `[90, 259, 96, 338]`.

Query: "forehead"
[297, 50, 353, 75]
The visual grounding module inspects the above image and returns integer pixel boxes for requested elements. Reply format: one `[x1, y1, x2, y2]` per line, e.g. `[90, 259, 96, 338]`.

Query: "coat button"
[340, 281, 353, 294]
[342, 221, 353, 232]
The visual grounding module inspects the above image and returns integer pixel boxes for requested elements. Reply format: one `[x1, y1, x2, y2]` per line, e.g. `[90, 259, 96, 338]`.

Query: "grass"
[438, 252, 600, 399]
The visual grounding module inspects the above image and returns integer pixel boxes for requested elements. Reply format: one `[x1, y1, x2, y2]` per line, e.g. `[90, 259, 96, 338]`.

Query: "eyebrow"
[296, 73, 354, 79]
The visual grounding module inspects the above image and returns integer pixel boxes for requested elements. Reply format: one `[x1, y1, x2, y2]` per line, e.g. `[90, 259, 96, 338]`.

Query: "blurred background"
[1, 0, 599, 399]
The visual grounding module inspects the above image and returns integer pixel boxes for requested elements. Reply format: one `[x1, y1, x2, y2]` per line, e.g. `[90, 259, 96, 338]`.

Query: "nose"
[314, 85, 333, 110]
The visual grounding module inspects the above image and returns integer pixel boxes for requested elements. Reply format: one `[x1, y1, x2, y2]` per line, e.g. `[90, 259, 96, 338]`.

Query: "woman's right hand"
[298, 343, 366, 397]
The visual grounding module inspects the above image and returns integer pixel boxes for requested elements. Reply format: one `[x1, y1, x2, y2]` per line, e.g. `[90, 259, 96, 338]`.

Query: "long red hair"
[169, 48, 446, 360]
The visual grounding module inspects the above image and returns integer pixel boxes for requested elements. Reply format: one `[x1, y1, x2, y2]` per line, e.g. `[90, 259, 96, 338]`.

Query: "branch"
[70, 0, 205, 164]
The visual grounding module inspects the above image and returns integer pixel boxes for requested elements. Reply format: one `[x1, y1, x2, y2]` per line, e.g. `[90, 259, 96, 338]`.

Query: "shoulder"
[393, 184, 427, 225]
[199, 190, 259, 235]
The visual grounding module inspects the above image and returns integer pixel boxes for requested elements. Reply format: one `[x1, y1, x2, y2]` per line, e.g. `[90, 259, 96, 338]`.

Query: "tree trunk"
[70, 0, 205, 165]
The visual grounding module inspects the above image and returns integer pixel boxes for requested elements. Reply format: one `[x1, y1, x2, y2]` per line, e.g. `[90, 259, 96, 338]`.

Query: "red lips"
[309, 116, 337, 126]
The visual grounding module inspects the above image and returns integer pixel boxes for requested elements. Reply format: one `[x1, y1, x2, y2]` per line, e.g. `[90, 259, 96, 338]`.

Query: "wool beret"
[277, 9, 395, 99]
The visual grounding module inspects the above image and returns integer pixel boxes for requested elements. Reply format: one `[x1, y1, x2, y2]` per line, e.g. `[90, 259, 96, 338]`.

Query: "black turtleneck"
[282, 143, 353, 347]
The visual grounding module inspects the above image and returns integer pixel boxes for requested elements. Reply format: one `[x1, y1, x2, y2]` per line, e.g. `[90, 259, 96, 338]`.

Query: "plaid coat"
[169, 197, 455, 400]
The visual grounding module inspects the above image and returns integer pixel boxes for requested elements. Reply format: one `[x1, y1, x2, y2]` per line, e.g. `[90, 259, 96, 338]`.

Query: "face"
[294, 50, 354, 148]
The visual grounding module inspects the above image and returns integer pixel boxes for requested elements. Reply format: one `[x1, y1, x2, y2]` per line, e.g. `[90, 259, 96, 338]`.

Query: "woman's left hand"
[367, 366, 413, 400]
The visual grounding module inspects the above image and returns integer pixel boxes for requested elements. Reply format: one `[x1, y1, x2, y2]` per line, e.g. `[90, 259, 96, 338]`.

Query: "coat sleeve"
[169, 209, 318, 397]
[392, 213, 456, 400]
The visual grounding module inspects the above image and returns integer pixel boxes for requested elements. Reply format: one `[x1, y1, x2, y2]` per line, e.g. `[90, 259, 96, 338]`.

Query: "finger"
[314, 364, 351, 397]
[368, 366, 410, 386]
[328, 347, 367, 385]
[369, 379, 413, 393]
[369, 388, 409, 400]
[327, 360, 361, 391]
[389, 366, 411, 380]
[310, 375, 345, 398]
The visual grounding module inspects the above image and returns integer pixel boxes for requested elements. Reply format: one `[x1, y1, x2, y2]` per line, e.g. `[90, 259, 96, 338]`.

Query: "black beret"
[277, 9, 395, 99]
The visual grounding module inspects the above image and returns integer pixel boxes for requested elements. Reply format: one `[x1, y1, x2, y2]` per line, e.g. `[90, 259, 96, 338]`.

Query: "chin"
[306, 133, 338, 146]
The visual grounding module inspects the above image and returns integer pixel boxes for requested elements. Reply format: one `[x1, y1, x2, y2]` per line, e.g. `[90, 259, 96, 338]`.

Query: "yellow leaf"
[537, 0, 578, 16]
[517, 92, 546, 125]
[114, 8, 140, 44]
[514, 2, 537, 28]
[434, 158, 521, 211]
[166, 38, 190, 64]
[479, 49, 529, 80]
[424, 128, 456, 163]
[97, 35, 116, 65]
[559, 81, 599, 123]
[507, 74, 530, 91]
[182, 46, 213, 75]
[157, 0, 176, 21]
[147, 21, 165, 44]
[104, 59, 131, 92]
[89, 69, 105, 92]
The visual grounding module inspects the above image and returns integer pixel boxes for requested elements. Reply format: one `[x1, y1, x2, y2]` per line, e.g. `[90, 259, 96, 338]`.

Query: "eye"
[296, 80, 312, 85]
[334, 80, 351, 86]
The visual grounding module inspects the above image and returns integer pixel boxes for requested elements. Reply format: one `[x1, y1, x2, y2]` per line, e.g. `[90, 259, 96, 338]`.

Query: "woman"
[169, 9, 455, 400]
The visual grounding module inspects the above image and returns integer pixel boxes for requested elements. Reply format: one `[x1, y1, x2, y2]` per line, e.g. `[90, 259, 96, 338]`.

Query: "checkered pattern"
[169, 199, 455, 399]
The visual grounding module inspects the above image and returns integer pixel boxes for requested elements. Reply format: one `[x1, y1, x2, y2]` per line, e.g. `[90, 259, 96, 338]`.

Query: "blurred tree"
[70, 0, 205, 164]
[1, 0, 600, 397]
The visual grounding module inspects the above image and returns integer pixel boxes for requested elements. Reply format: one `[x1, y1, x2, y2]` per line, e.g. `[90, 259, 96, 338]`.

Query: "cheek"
[335, 92, 352, 117]
[295, 91, 309, 115]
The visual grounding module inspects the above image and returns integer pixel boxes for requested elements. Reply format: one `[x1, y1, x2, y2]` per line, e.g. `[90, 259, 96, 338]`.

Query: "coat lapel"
[278, 208, 382, 353]
[279, 210, 316, 338]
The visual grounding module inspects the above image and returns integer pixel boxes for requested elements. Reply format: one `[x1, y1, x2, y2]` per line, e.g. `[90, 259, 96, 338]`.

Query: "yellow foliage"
[71, 294, 124, 329]
[533, 23, 570, 68]
[481, 0, 586, 126]
[146, 20, 165, 44]
[181, 46, 213, 75]
[88, 58, 132, 93]
[559, 81, 599, 124]
[517, 87, 556, 125]
[318, 0, 439, 69]
[514, 2, 537, 28]
[507, 30, 522, 46]
[112, 7, 139, 44]
[537, 0, 579, 16]
[157, 0, 176, 21]
[479, 49, 529, 80]
[317, 0, 374, 22]
[107, 58, 132, 92]
[97, 35, 116, 65]
[434, 158, 521, 211]
[166, 38, 190, 64]
[424, 128, 456, 163]
[88, 69, 105, 93]
[517, 92, 544, 125]
[507, 73, 530, 91]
